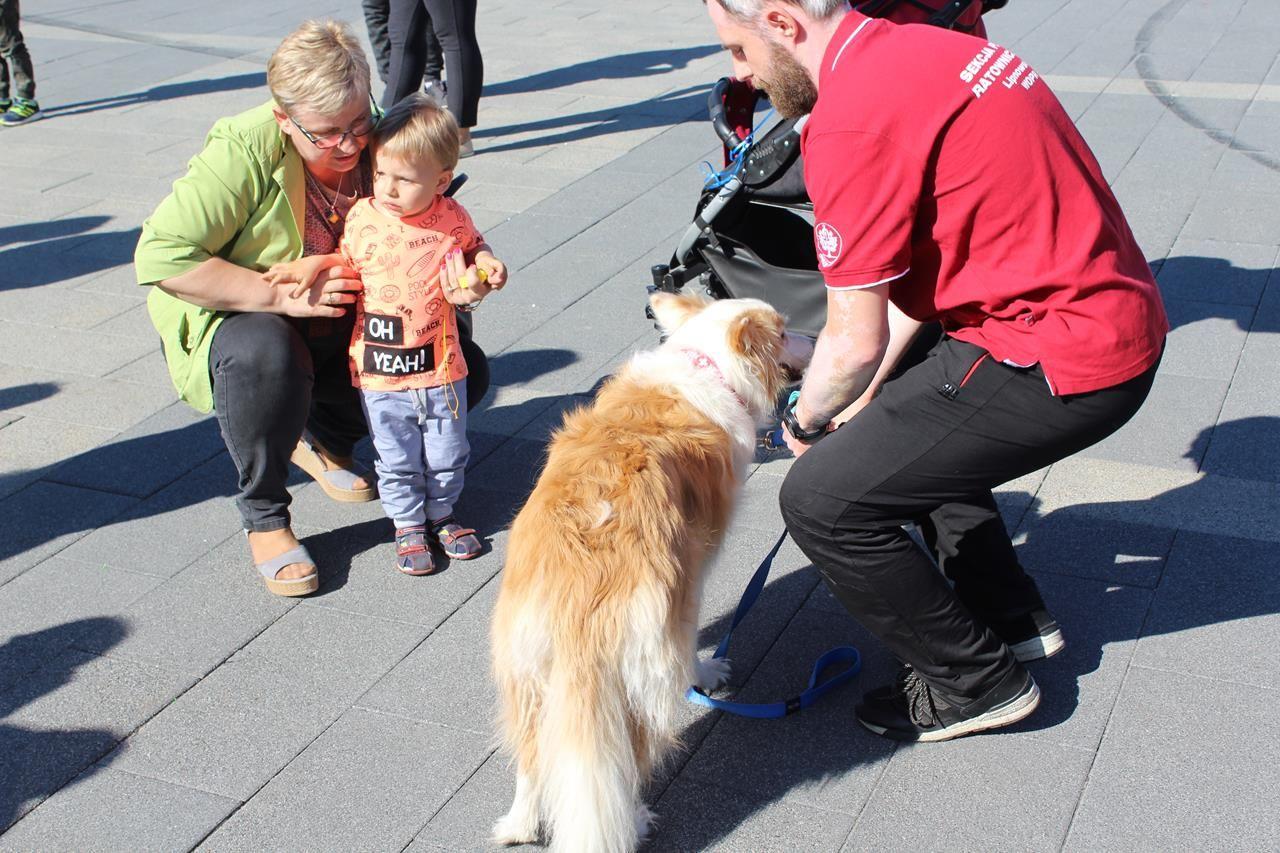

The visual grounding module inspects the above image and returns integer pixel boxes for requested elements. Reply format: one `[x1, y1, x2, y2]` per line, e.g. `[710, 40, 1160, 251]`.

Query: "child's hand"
[440, 249, 492, 307]
[261, 255, 342, 299]
[474, 251, 507, 291]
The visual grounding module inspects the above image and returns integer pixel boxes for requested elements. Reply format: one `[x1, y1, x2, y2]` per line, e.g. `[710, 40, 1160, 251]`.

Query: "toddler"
[266, 93, 507, 574]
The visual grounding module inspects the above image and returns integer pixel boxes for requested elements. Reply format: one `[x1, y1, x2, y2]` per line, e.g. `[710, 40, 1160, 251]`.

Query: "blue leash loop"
[686, 530, 861, 718]
[701, 107, 776, 190]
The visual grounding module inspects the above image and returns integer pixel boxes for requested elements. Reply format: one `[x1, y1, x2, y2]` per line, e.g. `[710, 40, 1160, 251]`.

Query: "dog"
[490, 293, 809, 852]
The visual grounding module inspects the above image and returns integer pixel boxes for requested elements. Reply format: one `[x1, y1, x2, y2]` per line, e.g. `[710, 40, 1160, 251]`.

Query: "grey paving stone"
[106, 348, 176, 388]
[0, 767, 238, 853]
[1133, 531, 1280, 689]
[0, 414, 117, 500]
[0, 648, 197, 831]
[69, 534, 295, 677]
[0, 284, 135, 331]
[647, 774, 856, 853]
[1076, 371, 1228, 472]
[1182, 188, 1280, 244]
[43, 401, 225, 499]
[0, 481, 137, 585]
[196, 709, 492, 853]
[57, 452, 241, 577]
[0, 364, 174, 433]
[847, 735, 1093, 851]
[110, 604, 425, 801]
[1156, 237, 1276, 305]
[356, 576, 501, 734]
[1064, 667, 1280, 851]
[0, 317, 155, 376]
[0, 555, 158, 695]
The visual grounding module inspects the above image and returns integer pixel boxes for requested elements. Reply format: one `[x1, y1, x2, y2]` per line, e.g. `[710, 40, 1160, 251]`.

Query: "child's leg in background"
[360, 389, 430, 528]
[0, 0, 36, 101]
[420, 379, 469, 523]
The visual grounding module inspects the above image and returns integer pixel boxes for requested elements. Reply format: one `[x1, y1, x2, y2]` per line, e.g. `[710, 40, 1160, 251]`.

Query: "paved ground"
[2, 0, 1278, 849]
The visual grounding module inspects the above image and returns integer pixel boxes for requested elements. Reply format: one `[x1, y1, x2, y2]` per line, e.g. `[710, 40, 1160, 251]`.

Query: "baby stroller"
[646, 0, 1008, 340]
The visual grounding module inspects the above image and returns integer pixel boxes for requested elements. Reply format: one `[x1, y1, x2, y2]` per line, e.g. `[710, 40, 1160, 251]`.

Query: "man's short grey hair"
[714, 0, 847, 21]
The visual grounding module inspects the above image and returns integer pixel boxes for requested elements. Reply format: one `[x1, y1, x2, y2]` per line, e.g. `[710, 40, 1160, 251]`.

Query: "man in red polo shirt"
[706, 0, 1167, 742]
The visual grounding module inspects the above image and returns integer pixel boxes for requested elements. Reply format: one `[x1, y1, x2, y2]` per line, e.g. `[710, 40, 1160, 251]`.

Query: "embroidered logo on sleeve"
[815, 222, 843, 269]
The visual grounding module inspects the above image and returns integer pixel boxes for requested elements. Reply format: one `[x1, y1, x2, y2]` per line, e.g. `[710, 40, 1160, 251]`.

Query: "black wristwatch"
[781, 398, 828, 442]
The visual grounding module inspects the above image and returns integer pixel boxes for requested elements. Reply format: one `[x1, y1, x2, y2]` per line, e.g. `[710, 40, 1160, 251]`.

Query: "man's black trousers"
[780, 336, 1159, 706]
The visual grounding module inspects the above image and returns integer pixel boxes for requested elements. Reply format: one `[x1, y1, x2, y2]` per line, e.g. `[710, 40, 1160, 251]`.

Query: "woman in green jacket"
[135, 19, 486, 596]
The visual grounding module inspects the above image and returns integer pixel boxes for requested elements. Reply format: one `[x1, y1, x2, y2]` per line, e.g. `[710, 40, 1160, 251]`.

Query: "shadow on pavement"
[1154, 255, 1279, 333]
[483, 46, 719, 98]
[0, 224, 142, 291]
[0, 382, 60, 411]
[39, 72, 267, 120]
[0, 617, 128, 831]
[474, 86, 709, 153]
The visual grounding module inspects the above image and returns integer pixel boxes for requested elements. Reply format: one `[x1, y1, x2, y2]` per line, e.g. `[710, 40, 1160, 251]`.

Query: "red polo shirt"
[802, 14, 1167, 395]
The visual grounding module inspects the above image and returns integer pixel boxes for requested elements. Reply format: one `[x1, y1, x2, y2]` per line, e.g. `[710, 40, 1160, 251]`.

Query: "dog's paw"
[492, 812, 539, 846]
[695, 656, 731, 692]
[636, 804, 657, 842]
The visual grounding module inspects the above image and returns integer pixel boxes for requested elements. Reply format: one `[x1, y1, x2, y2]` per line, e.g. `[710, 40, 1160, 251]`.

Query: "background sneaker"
[989, 607, 1065, 662]
[0, 99, 10, 113]
[1, 98, 41, 126]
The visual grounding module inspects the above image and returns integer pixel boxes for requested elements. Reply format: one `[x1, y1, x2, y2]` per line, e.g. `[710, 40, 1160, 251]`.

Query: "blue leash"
[686, 530, 861, 718]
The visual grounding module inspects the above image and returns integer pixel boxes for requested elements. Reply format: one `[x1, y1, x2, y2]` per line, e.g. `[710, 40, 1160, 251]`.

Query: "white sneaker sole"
[859, 679, 1042, 743]
[1009, 628, 1066, 663]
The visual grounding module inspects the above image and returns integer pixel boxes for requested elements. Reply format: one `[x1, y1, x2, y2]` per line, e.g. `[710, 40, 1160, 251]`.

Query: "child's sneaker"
[432, 516, 482, 559]
[1, 98, 40, 126]
[395, 526, 437, 575]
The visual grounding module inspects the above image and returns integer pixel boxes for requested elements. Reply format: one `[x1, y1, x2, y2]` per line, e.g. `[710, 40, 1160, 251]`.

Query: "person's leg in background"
[361, 0, 394, 84]
[385, 0, 429, 108]
[0, 0, 39, 125]
[422, 0, 483, 152]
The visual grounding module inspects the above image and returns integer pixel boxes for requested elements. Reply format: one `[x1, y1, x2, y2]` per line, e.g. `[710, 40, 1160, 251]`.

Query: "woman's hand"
[271, 263, 363, 318]
[439, 248, 492, 308]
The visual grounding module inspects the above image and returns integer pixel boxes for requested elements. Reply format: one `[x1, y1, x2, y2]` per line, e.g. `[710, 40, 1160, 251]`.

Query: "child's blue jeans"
[360, 381, 469, 529]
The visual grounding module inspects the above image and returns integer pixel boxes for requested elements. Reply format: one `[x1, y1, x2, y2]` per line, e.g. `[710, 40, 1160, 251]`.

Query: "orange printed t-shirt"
[342, 196, 484, 391]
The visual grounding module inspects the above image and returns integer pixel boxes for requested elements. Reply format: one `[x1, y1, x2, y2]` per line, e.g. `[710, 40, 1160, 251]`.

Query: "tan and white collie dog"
[490, 293, 809, 853]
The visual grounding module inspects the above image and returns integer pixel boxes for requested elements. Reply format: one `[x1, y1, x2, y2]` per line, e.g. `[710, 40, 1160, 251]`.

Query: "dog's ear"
[649, 291, 710, 333]
[728, 307, 784, 364]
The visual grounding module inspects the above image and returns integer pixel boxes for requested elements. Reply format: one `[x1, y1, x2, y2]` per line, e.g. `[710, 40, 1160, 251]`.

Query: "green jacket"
[135, 101, 305, 413]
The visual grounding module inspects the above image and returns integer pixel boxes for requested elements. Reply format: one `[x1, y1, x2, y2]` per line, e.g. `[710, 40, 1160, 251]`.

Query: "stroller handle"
[708, 77, 745, 149]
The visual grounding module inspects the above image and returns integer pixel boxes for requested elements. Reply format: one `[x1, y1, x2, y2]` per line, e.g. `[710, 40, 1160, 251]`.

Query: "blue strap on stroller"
[686, 530, 862, 718]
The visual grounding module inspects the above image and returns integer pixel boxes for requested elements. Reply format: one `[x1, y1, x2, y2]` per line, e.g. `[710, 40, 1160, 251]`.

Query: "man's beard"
[758, 39, 818, 118]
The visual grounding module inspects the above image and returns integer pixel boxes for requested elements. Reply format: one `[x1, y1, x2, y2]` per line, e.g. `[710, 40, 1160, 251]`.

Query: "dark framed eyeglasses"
[290, 95, 383, 150]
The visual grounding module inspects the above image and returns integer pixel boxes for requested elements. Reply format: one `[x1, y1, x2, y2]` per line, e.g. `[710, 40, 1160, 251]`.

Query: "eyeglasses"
[290, 98, 382, 150]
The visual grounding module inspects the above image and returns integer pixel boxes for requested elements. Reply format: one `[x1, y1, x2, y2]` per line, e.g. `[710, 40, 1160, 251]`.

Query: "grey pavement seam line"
[346, 704, 491, 739]
[838, 739, 900, 848]
[24, 15, 261, 61]
[1124, 661, 1280, 693]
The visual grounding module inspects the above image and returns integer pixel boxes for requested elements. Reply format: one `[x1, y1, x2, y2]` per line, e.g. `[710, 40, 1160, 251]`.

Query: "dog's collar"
[680, 348, 748, 410]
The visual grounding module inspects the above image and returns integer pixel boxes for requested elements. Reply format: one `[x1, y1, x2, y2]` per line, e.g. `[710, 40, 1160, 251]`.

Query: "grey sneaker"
[422, 79, 447, 106]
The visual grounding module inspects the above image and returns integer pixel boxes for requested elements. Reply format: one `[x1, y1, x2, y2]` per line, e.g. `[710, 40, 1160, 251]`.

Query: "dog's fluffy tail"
[541, 658, 647, 853]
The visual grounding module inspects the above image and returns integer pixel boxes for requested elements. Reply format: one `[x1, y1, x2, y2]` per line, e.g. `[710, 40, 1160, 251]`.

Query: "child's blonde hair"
[268, 19, 370, 117]
[374, 94, 462, 171]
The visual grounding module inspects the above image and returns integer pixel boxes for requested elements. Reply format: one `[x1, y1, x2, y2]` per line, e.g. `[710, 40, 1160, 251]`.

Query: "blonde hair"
[267, 19, 371, 117]
[374, 93, 462, 171]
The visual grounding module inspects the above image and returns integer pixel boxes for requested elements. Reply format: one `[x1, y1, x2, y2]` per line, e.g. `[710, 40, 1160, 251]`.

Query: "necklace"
[306, 169, 346, 225]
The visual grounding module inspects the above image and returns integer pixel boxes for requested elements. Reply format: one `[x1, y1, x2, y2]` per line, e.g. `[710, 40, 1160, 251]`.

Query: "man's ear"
[649, 291, 710, 334]
[762, 7, 800, 43]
